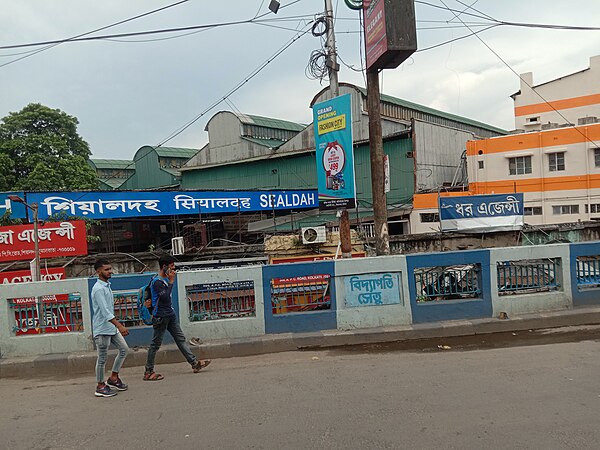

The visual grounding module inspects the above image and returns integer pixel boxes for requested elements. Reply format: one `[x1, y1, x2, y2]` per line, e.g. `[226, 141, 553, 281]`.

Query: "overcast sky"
[1, 1, 599, 160]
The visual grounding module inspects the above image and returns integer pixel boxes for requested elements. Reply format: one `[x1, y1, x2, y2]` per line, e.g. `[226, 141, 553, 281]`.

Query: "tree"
[0, 103, 99, 191]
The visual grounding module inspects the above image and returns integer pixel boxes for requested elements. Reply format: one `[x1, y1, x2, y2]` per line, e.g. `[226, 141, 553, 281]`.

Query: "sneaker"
[95, 384, 117, 397]
[106, 377, 128, 391]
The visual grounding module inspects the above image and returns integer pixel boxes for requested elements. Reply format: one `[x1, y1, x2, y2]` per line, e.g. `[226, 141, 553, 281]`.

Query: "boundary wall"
[0, 242, 596, 358]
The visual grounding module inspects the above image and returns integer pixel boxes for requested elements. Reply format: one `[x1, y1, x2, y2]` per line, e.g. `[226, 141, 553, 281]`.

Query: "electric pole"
[367, 69, 390, 255]
[324, 0, 339, 97]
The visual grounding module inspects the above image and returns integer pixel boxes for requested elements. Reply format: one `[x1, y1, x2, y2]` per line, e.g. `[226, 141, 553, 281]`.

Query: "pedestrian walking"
[91, 258, 130, 397]
[144, 255, 211, 381]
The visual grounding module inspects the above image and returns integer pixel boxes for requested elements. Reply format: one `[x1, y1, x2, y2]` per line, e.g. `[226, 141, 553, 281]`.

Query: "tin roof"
[236, 113, 306, 132]
[153, 147, 201, 159]
[351, 85, 507, 134]
[90, 159, 135, 170]
[241, 136, 287, 148]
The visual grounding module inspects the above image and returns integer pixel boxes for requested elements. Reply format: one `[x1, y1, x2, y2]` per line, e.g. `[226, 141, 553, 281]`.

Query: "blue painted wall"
[406, 249, 493, 323]
[262, 261, 337, 334]
[570, 242, 600, 307]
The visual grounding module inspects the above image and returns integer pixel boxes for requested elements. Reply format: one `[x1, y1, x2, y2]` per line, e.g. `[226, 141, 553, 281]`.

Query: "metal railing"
[576, 255, 600, 289]
[113, 290, 146, 327]
[270, 274, 331, 314]
[187, 280, 256, 321]
[414, 265, 480, 303]
[10, 293, 83, 335]
[497, 258, 560, 295]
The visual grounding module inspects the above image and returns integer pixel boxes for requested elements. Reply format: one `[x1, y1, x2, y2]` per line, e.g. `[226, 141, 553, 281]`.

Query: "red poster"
[0, 267, 66, 284]
[0, 220, 87, 262]
[12, 294, 74, 335]
[364, 0, 387, 70]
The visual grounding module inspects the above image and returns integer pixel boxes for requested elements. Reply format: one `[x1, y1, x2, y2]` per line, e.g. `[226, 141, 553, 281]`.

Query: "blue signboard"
[313, 94, 355, 210]
[439, 193, 524, 232]
[344, 272, 401, 307]
[0, 192, 27, 219]
[25, 190, 317, 220]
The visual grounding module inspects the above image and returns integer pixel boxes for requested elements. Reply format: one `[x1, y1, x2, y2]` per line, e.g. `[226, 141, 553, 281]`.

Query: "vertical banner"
[313, 94, 355, 210]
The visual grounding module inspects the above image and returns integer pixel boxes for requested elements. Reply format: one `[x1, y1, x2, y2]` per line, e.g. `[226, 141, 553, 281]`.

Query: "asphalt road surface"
[2, 332, 600, 449]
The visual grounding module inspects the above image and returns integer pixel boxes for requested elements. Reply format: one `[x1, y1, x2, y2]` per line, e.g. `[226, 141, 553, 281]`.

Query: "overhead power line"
[416, 1, 600, 31]
[0, 0, 191, 69]
[156, 22, 314, 147]
[0, 15, 317, 51]
[437, 0, 600, 148]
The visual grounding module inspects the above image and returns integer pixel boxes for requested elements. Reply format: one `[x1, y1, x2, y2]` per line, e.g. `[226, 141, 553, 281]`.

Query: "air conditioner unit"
[171, 237, 185, 256]
[301, 226, 326, 245]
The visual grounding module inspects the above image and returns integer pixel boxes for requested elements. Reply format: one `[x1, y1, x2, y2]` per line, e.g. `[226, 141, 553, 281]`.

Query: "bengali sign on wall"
[344, 272, 401, 307]
[312, 94, 355, 210]
[439, 193, 524, 233]
[25, 190, 318, 220]
[0, 220, 88, 262]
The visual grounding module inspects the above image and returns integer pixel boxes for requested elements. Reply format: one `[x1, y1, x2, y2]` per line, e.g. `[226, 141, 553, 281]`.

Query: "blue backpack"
[137, 275, 158, 326]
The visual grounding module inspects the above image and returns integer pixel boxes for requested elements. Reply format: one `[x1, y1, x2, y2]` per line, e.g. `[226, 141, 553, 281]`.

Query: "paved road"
[2, 338, 600, 449]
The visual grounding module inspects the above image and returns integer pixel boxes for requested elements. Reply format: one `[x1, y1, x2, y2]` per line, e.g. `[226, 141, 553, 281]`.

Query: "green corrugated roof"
[353, 86, 507, 134]
[239, 114, 305, 132]
[241, 136, 286, 149]
[153, 147, 200, 159]
[90, 159, 135, 170]
[100, 178, 128, 189]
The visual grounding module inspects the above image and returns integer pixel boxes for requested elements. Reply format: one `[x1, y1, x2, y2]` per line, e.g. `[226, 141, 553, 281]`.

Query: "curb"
[3, 306, 600, 379]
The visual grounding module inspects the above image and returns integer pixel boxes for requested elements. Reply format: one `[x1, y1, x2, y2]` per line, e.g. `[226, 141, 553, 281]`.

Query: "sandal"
[143, 371, 164, 381]
[192, 359, 211, 373]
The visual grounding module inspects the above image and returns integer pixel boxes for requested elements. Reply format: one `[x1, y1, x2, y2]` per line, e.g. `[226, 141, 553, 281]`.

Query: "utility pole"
[367, 69, 390, 255]
[324, 0, 339, 97]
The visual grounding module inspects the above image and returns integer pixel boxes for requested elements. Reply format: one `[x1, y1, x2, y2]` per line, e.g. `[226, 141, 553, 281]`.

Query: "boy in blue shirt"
[143, 255, 210, 381]
[91, 259, 130, 397]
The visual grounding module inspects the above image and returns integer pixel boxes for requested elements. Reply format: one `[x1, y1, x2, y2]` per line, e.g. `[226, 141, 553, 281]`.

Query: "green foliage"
[0, 103, 99, 191]
[0, 210, 23, 226]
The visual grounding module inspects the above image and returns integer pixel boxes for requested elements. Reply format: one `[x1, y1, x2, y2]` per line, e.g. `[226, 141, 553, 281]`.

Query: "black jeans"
[145, 314, 196, 372]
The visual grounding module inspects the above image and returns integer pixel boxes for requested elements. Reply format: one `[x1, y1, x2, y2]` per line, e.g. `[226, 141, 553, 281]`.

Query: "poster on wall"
[312, 94, 355, 210]
[0, 220, 88, 262]
[438, 193, 524, 233]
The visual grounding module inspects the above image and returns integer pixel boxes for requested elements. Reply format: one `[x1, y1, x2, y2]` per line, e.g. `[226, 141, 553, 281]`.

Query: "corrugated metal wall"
[120, 147, 171, 190]
[181, 136, 414, 207]
[413, 120, 473, 192]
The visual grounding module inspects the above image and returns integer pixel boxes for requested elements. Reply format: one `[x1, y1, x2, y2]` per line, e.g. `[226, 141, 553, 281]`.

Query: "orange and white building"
[512, 55, 600, 131]
[410, 56, 600, 234]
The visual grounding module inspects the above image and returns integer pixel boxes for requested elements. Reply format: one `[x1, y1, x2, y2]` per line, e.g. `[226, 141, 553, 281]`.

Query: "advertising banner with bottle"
[312, 94, 356, 210]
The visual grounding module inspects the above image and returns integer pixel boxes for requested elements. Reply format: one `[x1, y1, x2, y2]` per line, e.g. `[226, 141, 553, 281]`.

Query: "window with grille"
[420, 213, 439, 223]
[586, 204, 600, 214]
[524, 206, 542, 216]
[595, 148, 600, 168]
[548, 152, 565, 172]
[509, 156, 532, 175]
[552, 205, 579, 215]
